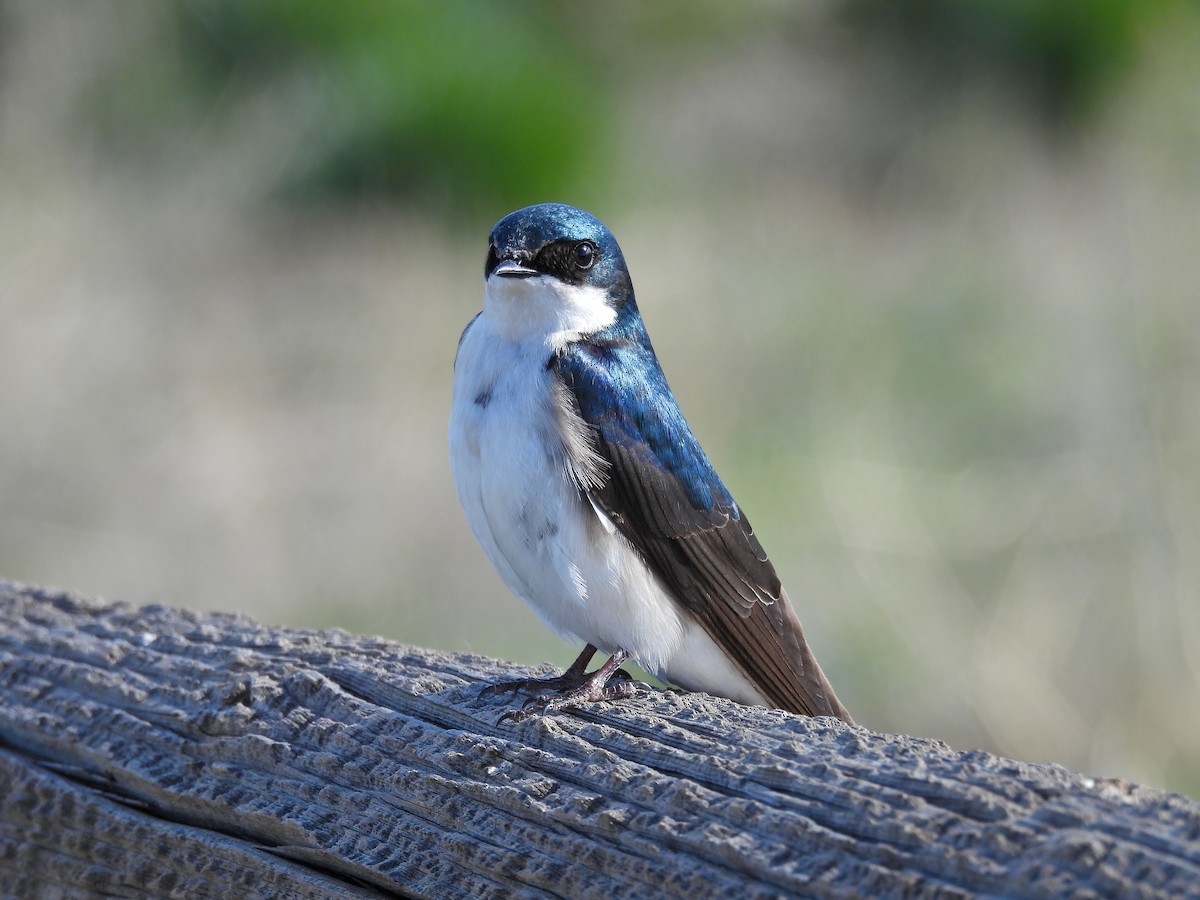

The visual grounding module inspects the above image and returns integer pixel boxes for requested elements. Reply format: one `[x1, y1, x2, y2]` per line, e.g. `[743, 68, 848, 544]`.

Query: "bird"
[449, 202, 853, 724]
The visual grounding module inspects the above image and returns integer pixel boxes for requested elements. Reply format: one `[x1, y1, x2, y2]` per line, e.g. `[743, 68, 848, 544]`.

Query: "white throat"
[483, 273, 616, 348]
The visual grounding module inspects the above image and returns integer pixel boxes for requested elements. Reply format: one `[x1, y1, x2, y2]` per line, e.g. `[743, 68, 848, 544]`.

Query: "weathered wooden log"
[0, 580, 1197, 898]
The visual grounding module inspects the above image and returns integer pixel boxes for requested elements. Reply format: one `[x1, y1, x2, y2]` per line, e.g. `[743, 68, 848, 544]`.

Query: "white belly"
[449, 313, 767, 705]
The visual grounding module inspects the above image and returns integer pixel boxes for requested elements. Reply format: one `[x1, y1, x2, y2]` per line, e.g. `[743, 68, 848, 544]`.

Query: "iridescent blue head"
[485, 203, 633, 304]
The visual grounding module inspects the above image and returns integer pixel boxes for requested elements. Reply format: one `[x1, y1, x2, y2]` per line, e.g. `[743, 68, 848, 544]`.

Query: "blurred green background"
[2, 0, 1198, 795]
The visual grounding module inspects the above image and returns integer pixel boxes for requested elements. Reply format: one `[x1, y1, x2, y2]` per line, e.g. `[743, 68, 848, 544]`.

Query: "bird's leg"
[500, 649, 642, 723]
[480, 644, 600, 698]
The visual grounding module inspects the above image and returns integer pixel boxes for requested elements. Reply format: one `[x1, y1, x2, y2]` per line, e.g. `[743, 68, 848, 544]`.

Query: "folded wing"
[554, 339, 852, 722]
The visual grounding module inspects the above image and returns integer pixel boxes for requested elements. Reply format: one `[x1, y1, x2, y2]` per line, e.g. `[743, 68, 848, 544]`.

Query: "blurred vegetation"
[3, 0, 1200, 797]
[83, 0, 1171, 214]
[89, 1, 623, 216]
[842, 0, 1159, 122]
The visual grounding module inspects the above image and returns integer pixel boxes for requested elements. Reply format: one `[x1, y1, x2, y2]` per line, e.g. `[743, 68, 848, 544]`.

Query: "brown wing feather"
[583, 430, 853, 722]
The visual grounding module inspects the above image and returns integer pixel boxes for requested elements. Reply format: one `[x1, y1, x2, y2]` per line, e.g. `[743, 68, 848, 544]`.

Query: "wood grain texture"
[0, 580, 1197, 899]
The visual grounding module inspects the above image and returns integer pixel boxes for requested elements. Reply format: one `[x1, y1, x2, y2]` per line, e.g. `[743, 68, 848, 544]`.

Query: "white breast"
[448, 276, 768, 705]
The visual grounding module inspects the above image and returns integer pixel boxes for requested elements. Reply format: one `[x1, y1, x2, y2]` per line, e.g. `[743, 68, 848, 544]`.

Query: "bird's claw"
[481, 673, 581, 701]
[479, 680, 528, 699]
[496, 697, 545, 726]
[495, 676, 647, 725]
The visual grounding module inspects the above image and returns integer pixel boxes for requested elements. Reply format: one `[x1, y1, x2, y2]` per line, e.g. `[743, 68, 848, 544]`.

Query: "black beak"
[491, 259, 538, 279]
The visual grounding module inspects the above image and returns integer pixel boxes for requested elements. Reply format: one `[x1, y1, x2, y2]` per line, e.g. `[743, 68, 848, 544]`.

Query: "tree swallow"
[450, 203, 853, 724]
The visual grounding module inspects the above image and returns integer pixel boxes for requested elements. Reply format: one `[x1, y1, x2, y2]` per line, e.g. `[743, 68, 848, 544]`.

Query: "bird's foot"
[490, 647, 643, 723]
[500, 669, 643, 724]
[480, 643, 600, 699]
[480, 669, 593, 698]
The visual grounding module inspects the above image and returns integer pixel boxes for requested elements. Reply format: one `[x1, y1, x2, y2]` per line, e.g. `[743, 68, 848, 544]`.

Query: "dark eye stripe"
[524, 238, 599, 284]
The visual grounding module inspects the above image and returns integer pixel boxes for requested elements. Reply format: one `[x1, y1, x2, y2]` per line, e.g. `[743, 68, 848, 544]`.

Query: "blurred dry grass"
[1, 2, 1198, 795]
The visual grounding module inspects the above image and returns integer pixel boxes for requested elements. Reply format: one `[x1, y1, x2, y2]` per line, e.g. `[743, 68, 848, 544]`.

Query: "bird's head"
[483, 203, 635, 345]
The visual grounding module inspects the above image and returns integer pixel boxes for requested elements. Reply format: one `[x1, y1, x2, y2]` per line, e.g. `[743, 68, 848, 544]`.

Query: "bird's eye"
[574, 241, 596, 270]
